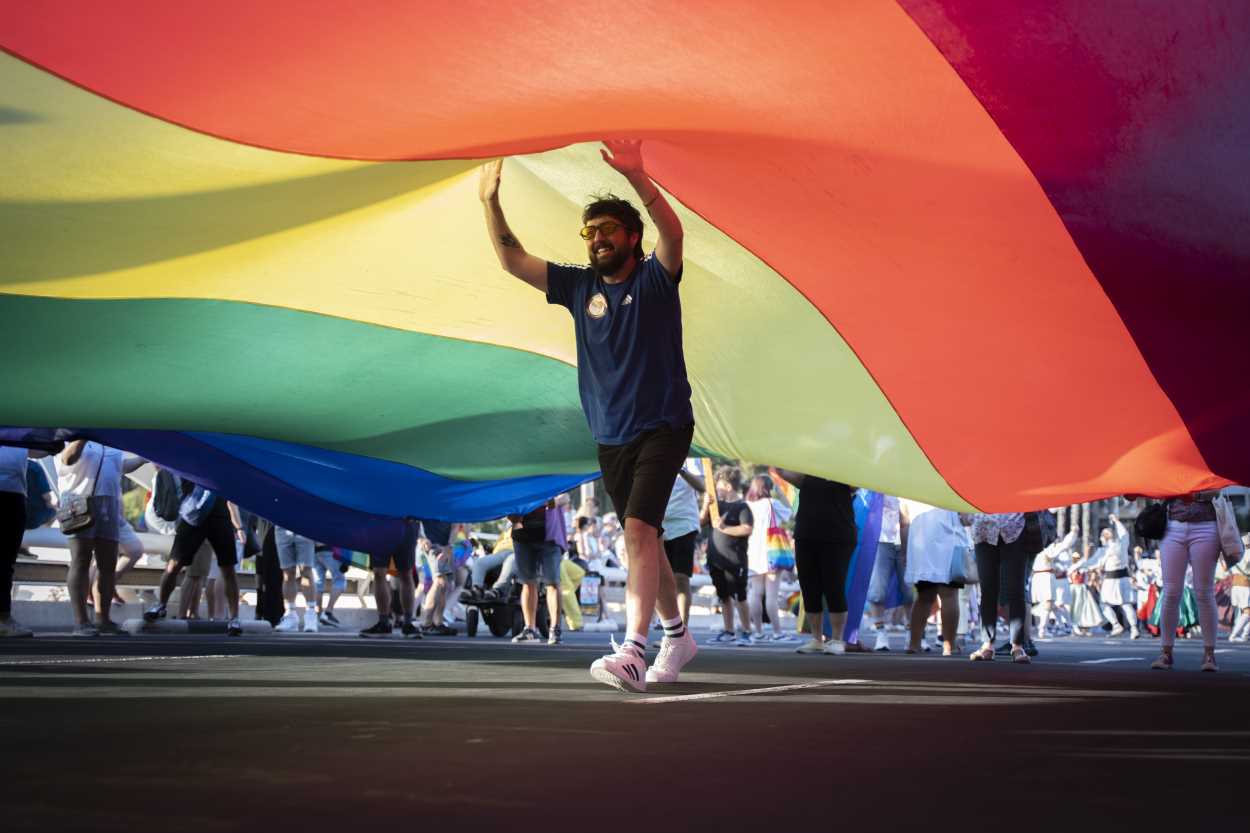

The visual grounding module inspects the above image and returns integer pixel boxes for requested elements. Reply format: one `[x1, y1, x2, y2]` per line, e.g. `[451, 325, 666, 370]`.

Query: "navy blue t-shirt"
[546, 254, 694, 446]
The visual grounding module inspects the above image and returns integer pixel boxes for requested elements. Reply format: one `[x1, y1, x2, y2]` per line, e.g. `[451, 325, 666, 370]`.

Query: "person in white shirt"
[745, 474, 794, 643]
[55, 441, 140, 636]
[1087, 516, 1139, 638]
[867, 494, 911, 651]
[1031, 528, 1078, 639]
[659, 459, 705, 627]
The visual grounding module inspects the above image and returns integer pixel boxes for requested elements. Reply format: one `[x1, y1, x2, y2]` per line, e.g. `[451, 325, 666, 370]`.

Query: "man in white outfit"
[1088, 515, 1139, 638]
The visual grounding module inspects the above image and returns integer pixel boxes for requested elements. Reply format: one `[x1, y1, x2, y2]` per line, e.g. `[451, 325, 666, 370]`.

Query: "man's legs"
[624, 518, 679, 637]
[373, 570, 392, 619]
[218, 563, 240, 620]
[545, 582, 561, 634]
[396, 569, 416, 622]
[520, 580, 540, 629]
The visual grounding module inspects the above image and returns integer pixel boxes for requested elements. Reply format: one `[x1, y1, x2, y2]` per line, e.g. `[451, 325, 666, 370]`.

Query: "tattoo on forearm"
[498, 232, 521, 248]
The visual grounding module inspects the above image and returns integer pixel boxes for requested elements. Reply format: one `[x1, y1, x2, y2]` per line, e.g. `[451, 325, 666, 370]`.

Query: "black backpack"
[152, 469, 182, 522]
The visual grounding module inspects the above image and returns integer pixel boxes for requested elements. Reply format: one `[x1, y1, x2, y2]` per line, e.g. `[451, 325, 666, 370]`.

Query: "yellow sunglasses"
[579, 220, 623, 240]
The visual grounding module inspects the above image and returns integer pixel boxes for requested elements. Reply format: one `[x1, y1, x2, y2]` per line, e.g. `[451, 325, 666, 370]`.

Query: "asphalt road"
[2, 630, 1247, 831]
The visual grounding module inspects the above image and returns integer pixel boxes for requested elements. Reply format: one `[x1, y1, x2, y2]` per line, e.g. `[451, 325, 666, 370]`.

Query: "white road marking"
[632, 678, 871, 704]
[1079, 657, 1144, 664]
[0, 654, 241, 666]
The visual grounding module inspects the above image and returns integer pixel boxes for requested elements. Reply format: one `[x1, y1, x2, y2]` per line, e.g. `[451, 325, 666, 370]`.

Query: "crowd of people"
[2, 142, 1246, 694]
[3, 439, 1246, 676]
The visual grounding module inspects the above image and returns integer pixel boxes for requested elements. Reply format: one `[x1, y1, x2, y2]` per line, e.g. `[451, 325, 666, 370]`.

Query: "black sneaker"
[422, 623, 457, 637]
[547, 626, 562, 646]
[995, 641, 1013, 656]
[458, 587, 482, 604]
[401, 620, 423, 639]
[512, 627, 542, 643]
[318, 611, 340, 628]
[1024, 640, 1039, 657]
[226, 618, 243, 637]
[360, 619, 394, 638]
[143, 603, 167, 623]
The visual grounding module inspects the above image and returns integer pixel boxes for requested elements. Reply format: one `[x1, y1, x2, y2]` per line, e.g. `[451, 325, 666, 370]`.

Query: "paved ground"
[2, 629, 1247, 831]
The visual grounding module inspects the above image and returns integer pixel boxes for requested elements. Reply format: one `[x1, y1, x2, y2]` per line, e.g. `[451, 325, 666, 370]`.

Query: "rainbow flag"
[2, 3, 1244, 554]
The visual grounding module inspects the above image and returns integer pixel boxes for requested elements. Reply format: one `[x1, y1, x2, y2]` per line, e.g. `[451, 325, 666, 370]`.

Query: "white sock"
[660, 614, 686, 639]
[1233, 612, 1249, 639]
[623, 632, 647, 656]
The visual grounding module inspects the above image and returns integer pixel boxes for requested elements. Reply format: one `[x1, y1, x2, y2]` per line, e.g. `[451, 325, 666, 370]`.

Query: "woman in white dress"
[900, 499, 968, 656]
[1068, 549, 1106, 635]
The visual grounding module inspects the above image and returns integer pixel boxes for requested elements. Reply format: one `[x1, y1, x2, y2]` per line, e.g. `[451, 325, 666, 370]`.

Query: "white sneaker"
[771, 632, 798, 643]
[823, 639, 846, 655]
[873, 629, 890, 652]
[303, 608, 319, 633]
[275, 612, 300, 633]
[795, 638, 825, 654]
[589, 638, 648, 693]
[645, 630, 698, 683]
[919, 638, 933, 653]
[1109, 625, 1125, 637]
[1130, 628, 1141, 640]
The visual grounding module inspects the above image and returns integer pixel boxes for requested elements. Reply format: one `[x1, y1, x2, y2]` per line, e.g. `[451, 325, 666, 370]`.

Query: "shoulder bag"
[56, 445, 104, 534]
[766, 503, 796, 571]
[1213, 495, 1245, 564]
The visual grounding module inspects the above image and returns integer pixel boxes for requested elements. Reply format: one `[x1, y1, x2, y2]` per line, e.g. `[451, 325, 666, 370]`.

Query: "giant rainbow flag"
[2, 2, 1246, 552]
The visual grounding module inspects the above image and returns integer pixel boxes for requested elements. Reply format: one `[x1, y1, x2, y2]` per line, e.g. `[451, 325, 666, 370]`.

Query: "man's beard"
[589, 244, 630, 277]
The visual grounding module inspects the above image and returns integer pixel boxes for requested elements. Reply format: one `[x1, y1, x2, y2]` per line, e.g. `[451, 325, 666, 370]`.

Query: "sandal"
[969, 646, 995, 662]
[1011, 647, 1031, 664]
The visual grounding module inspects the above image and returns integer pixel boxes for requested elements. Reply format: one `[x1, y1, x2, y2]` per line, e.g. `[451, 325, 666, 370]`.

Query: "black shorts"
[170, 507, 236, 568]
[597, 422, 694, 533]
[915, 579, 963, 592]
[663, 531, 696, 577]
[709, 562, 748, 602]
[371, 520, 419, 572]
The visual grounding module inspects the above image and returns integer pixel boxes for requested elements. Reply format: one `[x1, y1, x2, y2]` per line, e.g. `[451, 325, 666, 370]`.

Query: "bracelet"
[643, 191, 660, 208]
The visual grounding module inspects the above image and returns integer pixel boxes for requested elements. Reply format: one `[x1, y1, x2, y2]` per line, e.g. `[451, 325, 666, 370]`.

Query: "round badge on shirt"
[587, 292, 608, 319]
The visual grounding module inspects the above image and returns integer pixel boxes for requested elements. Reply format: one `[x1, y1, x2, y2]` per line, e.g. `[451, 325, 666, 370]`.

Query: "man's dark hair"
[715, 465, 744, 493]
[583, 193, 645, 261]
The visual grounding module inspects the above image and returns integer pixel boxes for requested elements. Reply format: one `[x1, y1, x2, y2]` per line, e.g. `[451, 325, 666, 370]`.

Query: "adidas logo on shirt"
[622, 294, 633, 306]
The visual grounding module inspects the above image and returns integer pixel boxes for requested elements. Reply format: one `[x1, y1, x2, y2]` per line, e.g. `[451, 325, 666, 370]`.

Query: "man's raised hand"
[479, 158, 503, 203]
[601, 139, 645, 176]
